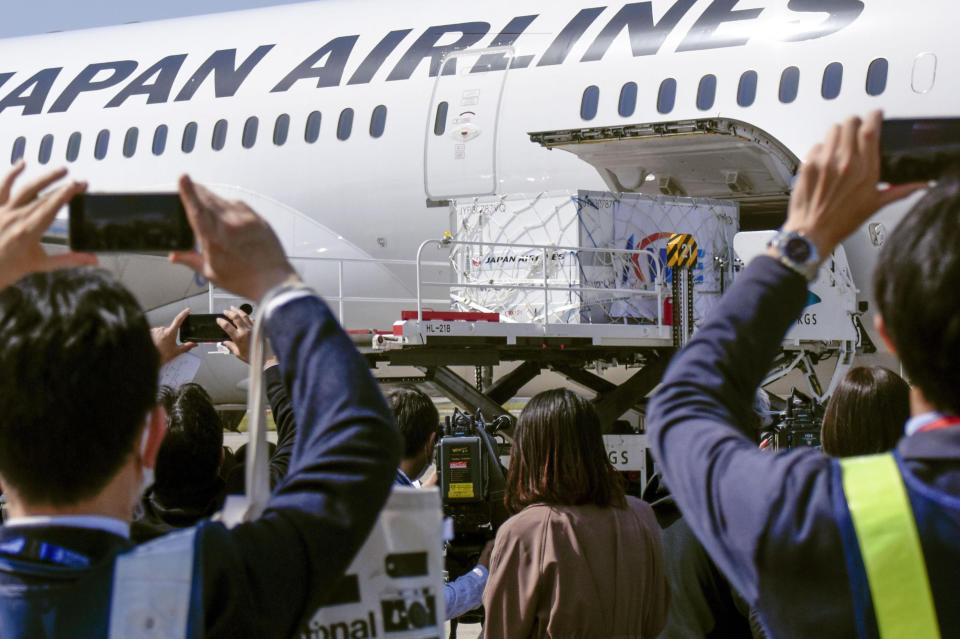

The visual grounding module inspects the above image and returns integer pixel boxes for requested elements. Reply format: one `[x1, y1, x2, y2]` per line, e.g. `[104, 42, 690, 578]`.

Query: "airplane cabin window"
[38, 134, 53, 165]
[822, 62, 843, 100]
[10, 137, 25, 164]
[779, 66, 800, 104]
[305, 111, 322, 143]
[866, 58, 889, 96]
[243, 116, 258, 149]
[212, 119, 228, 151]
[370, 105, 387, 138]
[618, 82, 637, 117]
[434, 102, 448, 136]
[738, 71, 758, 107]
[123, 128, 138, 158]
[580, 85, 599, 121]
[182, 122, 198, 153]
[66, 132, 81, 162]
[153, 125, 168, 156]
[657, 78, 677, 114]
[697, 74, 717, 111]
[94, 130, 110, 160]
[274, 114, 290, 145]
[337, 108, 354, 141]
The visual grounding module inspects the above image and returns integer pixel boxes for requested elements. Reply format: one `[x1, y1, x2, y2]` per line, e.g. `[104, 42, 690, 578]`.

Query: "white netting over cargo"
[449, 191, 738, 325]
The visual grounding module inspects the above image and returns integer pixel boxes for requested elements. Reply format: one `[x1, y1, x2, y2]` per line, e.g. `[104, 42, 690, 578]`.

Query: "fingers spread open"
[858, 110, 883, 178]
[876, 182, 927, 209]
[23, 180, 86, 237]
[10, 167, 68, 208]
[0, 160, 26, 205]
[221, 340, 241, 357]
[193, 182, 230, 212]
[225, 306, 252, 328]
[178, 175, 218, 239]
[822, 124, 842, 159]
[177, 342, 198, 356]
[838, 115, 862, 171]
[41, 251, 99, 271]
[217, 316, 240, 339]
[169, 250, 205, 273]
[170, 307, 191, 331]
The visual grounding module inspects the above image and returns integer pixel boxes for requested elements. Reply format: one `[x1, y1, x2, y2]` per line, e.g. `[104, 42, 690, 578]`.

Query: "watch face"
[785, 236, 812, 262]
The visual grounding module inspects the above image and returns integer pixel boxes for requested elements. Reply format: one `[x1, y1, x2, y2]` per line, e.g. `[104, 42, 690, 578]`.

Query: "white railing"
[207, 254, 450, 326]
[415, 238, 667, 327]
[205, 241, 667, 330]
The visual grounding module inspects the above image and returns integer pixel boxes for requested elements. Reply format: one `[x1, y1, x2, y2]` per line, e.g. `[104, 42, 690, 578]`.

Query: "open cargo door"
[529, 118, 801, 229]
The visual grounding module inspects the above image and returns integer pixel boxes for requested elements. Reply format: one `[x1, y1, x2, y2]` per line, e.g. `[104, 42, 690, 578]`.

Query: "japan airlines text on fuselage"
[0, 1, 865, 116]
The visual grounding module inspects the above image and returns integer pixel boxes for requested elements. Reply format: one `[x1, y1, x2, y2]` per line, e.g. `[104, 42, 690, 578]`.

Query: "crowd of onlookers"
[1, 110, 958, 638]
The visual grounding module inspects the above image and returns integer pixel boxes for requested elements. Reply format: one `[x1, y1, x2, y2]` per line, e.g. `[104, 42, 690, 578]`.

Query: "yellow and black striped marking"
[667, 234, 698, 268]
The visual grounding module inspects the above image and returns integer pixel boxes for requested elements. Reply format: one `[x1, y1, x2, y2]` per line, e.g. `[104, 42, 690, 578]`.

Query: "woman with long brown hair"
[820, 366, 910, 456]
[482, 389, 669, 638]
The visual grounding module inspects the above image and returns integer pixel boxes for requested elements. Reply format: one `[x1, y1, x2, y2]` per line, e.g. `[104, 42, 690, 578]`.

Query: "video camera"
[436, 409, 510, 622]
[763, 389, 824, 450]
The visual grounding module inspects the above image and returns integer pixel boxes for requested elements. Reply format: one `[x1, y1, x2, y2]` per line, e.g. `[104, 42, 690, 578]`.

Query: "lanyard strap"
[840, 453, 941, 639]
[0, 537, 90, 569]
[917, 416, 960, 434]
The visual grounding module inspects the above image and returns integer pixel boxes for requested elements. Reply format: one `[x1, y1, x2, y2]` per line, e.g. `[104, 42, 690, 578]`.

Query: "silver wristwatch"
[767, 230, 821, 282]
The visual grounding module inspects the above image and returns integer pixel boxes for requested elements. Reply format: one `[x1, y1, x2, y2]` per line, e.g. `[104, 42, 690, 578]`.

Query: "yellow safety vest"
[840, 453, 941, 639]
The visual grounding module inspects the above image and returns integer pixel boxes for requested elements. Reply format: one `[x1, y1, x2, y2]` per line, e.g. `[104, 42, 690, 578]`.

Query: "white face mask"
[140, 467, 155, 497]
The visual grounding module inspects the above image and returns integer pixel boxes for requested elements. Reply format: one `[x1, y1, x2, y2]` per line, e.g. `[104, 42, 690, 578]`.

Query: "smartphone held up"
[179, 314, 231, 343]
[68, 192, 193, 252]
[179, 305, 254, 343]
[880, 118, 960, 184]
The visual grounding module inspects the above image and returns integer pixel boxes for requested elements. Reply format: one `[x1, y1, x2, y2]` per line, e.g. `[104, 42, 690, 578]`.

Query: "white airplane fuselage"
[0, 0, 953, 402]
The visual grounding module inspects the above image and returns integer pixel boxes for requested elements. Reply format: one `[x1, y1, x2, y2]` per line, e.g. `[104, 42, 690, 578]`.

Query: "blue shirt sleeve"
[444, 565, 488, 620]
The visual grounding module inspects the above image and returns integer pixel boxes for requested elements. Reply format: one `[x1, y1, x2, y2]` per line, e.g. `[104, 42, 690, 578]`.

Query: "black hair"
[154, 383, 224, 504]
[506, 388, 625, 514]
[0, 269, 159, 505]
[874, 178, 960, 416]
[821, 366, 909, 456]
[385, 386, 439, 459]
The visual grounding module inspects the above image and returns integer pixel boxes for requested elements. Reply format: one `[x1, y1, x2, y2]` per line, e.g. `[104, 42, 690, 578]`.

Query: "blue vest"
[0, 527, 202, 638]
[833, 452, 960, 639]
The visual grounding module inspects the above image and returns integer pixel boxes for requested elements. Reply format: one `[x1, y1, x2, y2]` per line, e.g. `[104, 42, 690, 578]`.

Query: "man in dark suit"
[647, 111, 953, 638]
[385, 385, 493, 620]
[0, 165, 400, 637]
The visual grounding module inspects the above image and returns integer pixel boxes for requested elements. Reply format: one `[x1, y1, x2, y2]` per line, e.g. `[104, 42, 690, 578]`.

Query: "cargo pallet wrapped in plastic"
[449, 190, 738, 326]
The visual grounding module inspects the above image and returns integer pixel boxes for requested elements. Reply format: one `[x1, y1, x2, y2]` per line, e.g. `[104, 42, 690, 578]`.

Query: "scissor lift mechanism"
[358, 231, 861, 427]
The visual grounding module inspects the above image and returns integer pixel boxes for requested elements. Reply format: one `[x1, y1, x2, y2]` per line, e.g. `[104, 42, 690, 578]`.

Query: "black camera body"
[436, 409, 510, 622]
[765, 389, 824, 450]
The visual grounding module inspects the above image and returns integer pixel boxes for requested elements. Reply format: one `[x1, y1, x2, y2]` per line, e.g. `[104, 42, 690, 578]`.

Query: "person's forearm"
[444, 566, 487, 620]
[645, 256, 812, 603]
[263, 294, 400, 598]
[264, 364, 295, 487]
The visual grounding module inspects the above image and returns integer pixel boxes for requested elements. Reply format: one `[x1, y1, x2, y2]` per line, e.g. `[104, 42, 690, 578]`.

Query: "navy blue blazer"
[647, 256, 960, 638]
[0, 294, 401, 638]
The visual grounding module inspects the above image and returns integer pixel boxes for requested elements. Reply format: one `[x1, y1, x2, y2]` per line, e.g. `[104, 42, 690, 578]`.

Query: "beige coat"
[482, 496, 670, 639]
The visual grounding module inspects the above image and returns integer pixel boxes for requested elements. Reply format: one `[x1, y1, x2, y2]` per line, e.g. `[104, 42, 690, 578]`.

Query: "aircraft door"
[425, 47, 513, 199]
